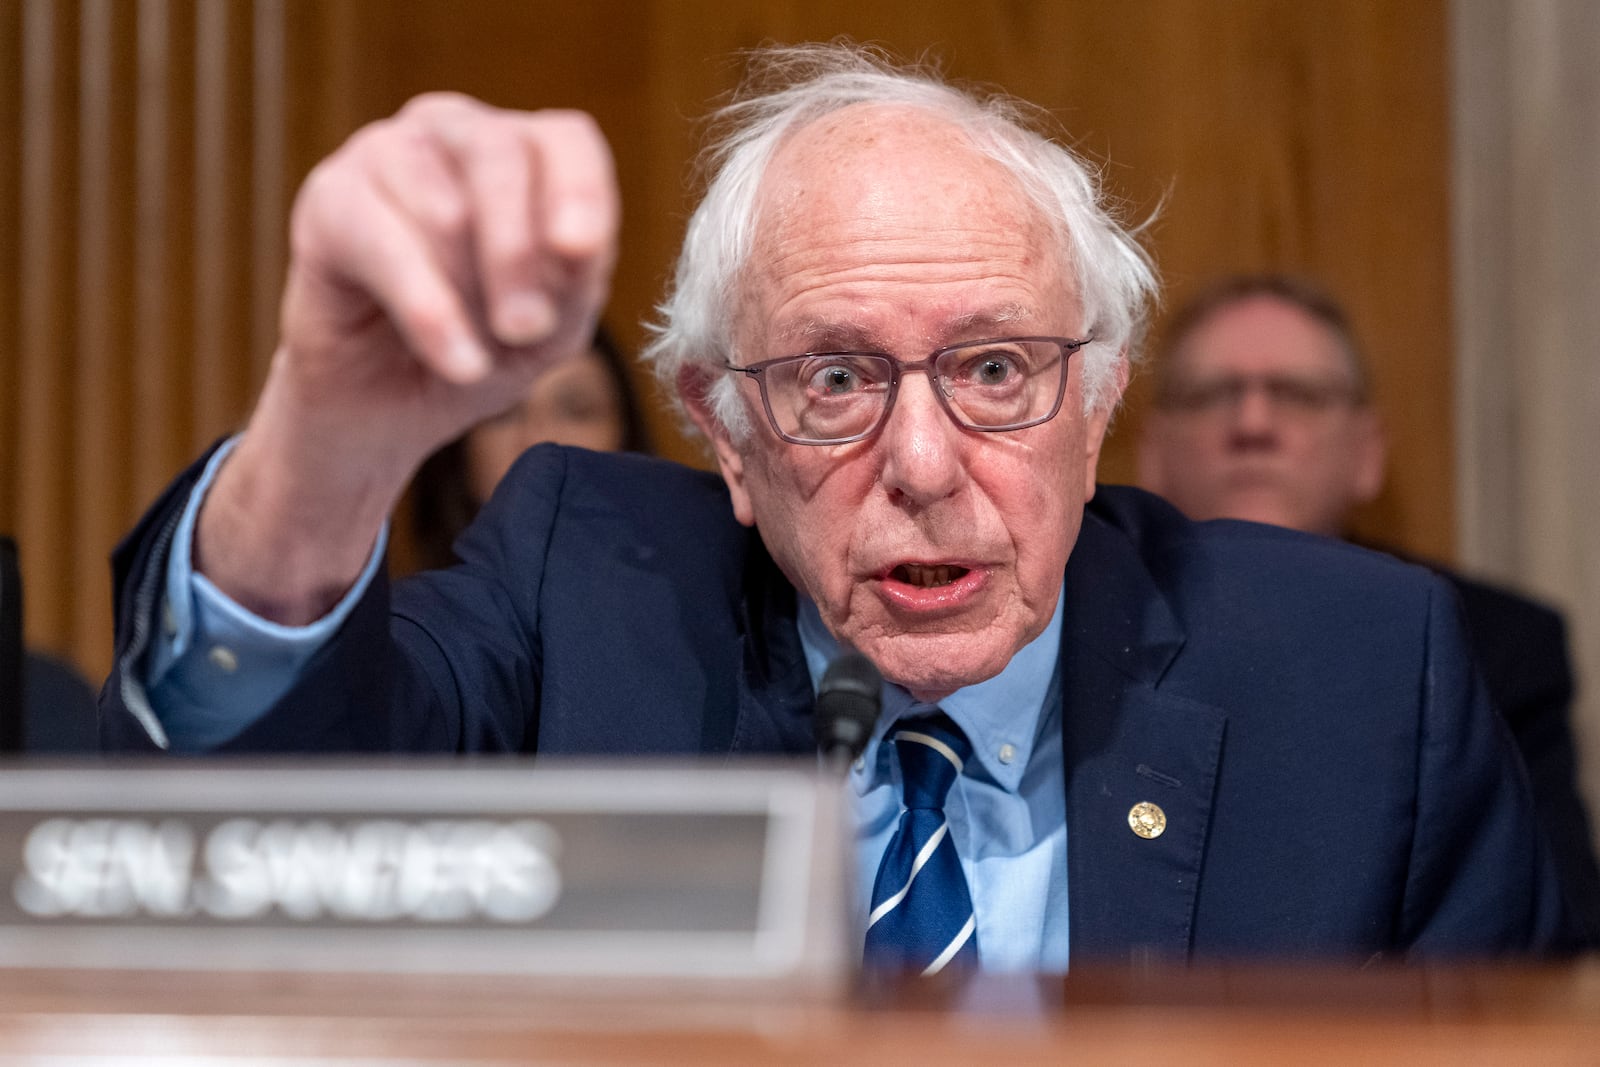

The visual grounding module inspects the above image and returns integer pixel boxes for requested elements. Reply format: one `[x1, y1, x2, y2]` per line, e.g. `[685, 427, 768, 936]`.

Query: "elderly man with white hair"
[101, 45, 1573, 970]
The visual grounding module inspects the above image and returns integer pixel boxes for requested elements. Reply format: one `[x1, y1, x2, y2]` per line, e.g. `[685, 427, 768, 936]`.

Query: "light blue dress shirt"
[797, 595, 1070, 973]
[148, 446, 1071, 971]
[146, 437, 387, 750]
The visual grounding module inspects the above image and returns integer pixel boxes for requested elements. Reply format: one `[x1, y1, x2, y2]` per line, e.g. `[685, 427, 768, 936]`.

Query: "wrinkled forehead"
[1172, 295, 1359, 383]
[739, 103, 1071, 335]
[755, 102, 1051, 238]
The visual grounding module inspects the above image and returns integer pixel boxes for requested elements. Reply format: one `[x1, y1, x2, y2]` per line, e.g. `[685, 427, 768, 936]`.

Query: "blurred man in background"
[1137, 274, 1600, 946]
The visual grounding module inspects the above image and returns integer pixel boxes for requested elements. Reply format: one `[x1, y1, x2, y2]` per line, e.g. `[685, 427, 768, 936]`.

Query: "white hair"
[641, 43, 1158, 440]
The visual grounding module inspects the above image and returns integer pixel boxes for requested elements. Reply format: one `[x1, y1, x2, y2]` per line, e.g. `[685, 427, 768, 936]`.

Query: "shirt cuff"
[145, 436, 389, 750]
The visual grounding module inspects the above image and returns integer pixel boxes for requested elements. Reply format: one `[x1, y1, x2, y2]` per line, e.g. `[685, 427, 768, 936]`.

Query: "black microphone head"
[815, 650, 882, 763]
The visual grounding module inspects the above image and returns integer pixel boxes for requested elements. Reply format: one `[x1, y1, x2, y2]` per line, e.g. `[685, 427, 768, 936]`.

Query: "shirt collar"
[796, 585, 1065, 794]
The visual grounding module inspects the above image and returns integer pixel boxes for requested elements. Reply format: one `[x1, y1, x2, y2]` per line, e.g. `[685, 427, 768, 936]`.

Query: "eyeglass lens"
[761, 339, 1067, 444]
[1161, 374, 1360, 416]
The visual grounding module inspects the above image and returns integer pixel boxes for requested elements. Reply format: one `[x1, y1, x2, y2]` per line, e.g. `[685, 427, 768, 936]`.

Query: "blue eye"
[801, 356, 889, 397]
[975, 356, 1016, 385]
[946, 346, 1027, 388]
[812, 365, 859, 395]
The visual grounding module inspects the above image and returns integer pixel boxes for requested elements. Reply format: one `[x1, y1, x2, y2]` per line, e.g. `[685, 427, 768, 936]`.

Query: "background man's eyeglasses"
[1157, 374, 1364, 418]
[724, 336, 1092, 446]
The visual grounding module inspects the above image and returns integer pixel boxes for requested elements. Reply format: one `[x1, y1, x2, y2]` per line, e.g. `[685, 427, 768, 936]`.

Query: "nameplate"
[0, 760, 852, 982]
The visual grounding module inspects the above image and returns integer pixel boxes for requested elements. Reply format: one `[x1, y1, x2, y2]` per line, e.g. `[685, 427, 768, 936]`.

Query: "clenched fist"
[197, 95, 620, 624]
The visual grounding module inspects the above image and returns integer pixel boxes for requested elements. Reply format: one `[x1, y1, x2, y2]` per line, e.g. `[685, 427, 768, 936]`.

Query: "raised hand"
[196, 95, 620, 624]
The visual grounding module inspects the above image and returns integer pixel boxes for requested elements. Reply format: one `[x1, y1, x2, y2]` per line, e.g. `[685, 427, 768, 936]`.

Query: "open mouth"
[890, 563, 971, 588]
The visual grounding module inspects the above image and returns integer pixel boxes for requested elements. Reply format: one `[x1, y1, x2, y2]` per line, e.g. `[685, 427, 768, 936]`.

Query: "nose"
[878, 372, 965, 506]
[1226, 382, 1280, 450]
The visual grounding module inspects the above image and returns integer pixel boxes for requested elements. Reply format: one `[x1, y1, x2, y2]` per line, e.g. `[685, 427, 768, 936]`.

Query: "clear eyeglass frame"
[723, 335, 1093, 446]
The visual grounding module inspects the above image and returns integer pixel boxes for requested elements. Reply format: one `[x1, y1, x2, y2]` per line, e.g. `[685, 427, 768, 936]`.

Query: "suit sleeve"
[1463, 589, 1600, 948]
[1400, 579, 1575, 955]
[101, 444, 568, 754]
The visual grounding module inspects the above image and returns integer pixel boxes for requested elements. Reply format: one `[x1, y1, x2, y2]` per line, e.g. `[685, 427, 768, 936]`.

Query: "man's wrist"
[192, 371, 410, 625]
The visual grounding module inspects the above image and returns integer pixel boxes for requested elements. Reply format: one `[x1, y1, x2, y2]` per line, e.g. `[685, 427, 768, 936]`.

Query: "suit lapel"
[1061, 503, 1227, 963]
[728, 541, 816, 756]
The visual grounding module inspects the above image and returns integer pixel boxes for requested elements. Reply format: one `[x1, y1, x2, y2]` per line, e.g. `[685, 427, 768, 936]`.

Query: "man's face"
[691, 105, 1115, 701]
[1136, 295, 1385, 537]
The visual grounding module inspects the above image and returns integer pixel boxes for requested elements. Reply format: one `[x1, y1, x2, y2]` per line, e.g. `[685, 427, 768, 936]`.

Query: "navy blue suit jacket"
[101, 445, 1572, 961]
[1440, 572, 1600, 946]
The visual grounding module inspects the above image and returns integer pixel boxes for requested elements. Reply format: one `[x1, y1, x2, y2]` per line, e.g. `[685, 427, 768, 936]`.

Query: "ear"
[1350, 407, 1388, 505]
[1081, 353, 1131, 500]
[679, 365, 757, 527]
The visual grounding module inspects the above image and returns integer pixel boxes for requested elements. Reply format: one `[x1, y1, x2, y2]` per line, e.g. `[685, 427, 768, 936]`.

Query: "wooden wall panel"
[131, 0, 195, 510]
[0, 1, 20, 528]
[71, 0, 137, 667]
[190, 0, 254, 449]
[0, 0, 1455, 683]
[249, 0, 286, 388]
[16, 0, 78, 661]
[4, 0, 284, 681]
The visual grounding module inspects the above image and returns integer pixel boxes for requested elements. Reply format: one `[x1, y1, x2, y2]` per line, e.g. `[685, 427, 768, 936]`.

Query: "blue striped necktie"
[864, 712, 979, 974]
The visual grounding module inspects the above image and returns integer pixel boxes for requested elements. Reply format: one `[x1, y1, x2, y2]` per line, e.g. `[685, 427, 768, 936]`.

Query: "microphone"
[815, 650, 882, 773]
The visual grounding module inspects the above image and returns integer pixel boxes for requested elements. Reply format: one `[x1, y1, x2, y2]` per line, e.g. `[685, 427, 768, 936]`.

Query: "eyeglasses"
[1157, 374, 1364, 418]
[723, 336, 1092, 446]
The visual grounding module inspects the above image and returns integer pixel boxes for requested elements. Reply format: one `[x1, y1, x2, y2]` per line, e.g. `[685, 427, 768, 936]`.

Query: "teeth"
[892, 564, 966, 587]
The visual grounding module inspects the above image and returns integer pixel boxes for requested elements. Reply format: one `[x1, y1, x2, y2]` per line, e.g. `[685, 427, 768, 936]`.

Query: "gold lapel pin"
[1128, 801, 1167, 839]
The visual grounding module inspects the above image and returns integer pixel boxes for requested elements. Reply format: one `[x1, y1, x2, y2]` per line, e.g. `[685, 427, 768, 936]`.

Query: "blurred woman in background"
[409, 325, 650, 571]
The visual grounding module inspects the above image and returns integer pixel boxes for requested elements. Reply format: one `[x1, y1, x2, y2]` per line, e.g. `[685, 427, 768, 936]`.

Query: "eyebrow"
[771, 303, 1041, 353]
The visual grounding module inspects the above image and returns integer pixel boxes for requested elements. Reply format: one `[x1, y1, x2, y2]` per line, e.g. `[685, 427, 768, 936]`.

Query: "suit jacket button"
[1128, 802, 1167, 839]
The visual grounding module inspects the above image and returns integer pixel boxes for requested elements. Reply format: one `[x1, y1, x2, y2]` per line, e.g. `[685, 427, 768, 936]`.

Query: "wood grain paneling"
[0, 0, 1455, 682]
[191, 0, 254, 449]
[16, 0, 78, 658]
[249, 0, 286, 388]
[132, 0, 194, 508]
[71, 0, 137, 665]
[0, 1, 21, 525]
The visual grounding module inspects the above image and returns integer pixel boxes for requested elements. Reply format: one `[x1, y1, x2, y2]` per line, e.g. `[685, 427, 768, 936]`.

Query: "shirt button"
[162, 599, 178, 637]
[997, 742, 1017, 765]
[853, 756, 866, 773]
[208, 645, 239, 673]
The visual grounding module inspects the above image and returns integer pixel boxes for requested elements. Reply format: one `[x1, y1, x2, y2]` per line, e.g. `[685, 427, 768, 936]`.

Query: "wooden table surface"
[0, 959, 1596, 1064]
